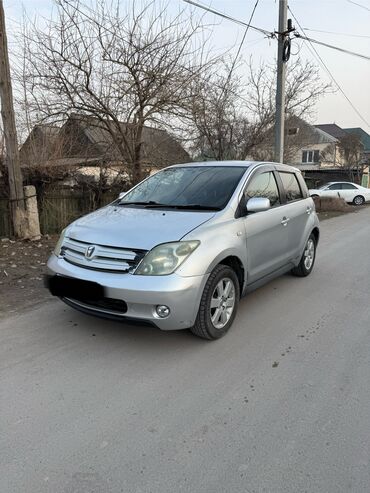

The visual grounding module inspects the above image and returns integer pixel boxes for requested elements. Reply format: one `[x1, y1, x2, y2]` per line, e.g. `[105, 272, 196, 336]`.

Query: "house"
[19, 114, 190, 182]
[285, 121, 348, 169]
[250, 117, 369, 187]
[20, 124, 60, 165]
[251, 116, 346, 170]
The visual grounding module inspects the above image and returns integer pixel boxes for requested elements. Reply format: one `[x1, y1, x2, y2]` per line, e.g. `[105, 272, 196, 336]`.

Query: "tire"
[291, 234, 316, 277]
[353, 195, 365, 206]
[311, 194, 319, 199]
[190, 265, 240, 340]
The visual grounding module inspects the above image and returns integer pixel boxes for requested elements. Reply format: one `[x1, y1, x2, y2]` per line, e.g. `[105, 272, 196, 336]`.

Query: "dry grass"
[313, 196, 354, 213]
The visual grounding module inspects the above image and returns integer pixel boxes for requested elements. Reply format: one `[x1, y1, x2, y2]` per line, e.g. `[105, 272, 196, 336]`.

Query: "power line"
[182, 0, 274, 38]
[346, 0, 370, 12]
[294, 33, 370, 62]
[288, 6, 370, 129]
[219, 0, 261, 100]
[183, 0, 369, 63]
[303, 27, 370, 39]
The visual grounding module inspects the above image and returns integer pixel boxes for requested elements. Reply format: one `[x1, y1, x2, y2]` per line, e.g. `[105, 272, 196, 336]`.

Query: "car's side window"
[278, 172, 303, 202]
[341, 183, 357, 190]
[245, 172, 280, 207]
[328, 184, 342, 190]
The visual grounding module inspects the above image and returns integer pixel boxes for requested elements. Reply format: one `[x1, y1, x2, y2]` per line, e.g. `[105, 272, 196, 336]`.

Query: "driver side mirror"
[118, 191, 127, 200]
[246, 197, 271, 213]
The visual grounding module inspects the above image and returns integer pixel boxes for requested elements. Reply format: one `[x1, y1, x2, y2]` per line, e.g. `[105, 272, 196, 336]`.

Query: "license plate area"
[47, 275, 104, 300]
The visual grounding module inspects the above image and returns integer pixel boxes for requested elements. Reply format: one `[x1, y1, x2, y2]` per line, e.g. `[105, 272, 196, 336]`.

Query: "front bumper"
[46, 255, 208, 330]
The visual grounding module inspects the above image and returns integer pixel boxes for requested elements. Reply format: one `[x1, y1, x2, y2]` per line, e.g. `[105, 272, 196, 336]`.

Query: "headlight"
[134, 241, 200, 276]
[54, 228, 67, 256]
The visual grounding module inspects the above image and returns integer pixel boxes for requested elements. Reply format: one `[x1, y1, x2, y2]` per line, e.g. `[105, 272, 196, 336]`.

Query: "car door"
[276, 170, 312, 262]
[322, 183, 342, 198]
[241, 168, 290, 283]
[339, 183, 358, 202]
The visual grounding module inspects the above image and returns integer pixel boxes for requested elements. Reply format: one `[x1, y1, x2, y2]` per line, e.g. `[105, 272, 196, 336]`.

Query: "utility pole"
[0, 0, 26, 238]
[274, 0, 293, 163]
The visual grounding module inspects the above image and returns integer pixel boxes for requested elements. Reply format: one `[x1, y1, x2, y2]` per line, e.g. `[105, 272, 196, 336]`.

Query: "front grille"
[64, 296, 128, 315]
[61, 237, 147, 272]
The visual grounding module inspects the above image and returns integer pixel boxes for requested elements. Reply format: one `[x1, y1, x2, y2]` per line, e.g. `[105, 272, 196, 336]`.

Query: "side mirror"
[246, 197, 271, 213]
[118, 191, 126, 200]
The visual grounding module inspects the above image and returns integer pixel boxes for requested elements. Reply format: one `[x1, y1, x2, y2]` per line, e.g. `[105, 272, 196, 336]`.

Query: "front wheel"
[353, 195, 365, 206]
[292, 234, 316, 277]
[190, 265, 240, 340]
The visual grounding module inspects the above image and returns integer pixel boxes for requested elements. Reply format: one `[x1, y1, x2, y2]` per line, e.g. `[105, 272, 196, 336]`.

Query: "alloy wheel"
[304, 238, 315, 271]
[210, 278, 236, 329]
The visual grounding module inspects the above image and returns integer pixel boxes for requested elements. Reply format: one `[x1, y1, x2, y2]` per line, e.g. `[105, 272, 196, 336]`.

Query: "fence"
[0, 190, 118, 238]
[0, 198, 12, 238]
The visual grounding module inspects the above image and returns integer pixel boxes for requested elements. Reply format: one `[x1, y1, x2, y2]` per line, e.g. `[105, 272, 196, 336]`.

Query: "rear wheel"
[190, 265, 240, 340]
[292, 234, 316, 277]
[353, 195, 364, 206]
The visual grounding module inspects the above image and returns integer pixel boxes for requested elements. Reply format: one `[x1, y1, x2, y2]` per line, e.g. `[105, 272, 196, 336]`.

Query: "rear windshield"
[119, 166, 247, 210]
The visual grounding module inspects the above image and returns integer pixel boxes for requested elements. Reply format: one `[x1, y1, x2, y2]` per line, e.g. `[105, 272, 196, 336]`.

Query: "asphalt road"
[1, 208, 370, 493]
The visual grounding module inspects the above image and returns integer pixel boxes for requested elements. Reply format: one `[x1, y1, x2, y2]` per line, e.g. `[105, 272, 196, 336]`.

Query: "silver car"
[46, 161, 319, 340]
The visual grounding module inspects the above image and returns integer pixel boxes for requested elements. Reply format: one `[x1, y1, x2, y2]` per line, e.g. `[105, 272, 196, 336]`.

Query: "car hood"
[66, 205, 216, 250]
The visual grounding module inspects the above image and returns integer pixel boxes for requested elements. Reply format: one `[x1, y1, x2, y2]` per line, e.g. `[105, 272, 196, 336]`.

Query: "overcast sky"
[4, 0, 370, 132]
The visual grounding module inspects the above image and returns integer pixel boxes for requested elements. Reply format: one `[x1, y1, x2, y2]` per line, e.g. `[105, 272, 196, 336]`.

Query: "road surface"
[1, 208, 370, 493]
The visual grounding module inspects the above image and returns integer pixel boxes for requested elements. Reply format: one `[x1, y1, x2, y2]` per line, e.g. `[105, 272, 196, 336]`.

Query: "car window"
[328, 184, 342, 190]
[341, 183, 357, 190]
[245, 172, 280, 207]
[278, 172, 303, 202]
[120, 166, 247, 210]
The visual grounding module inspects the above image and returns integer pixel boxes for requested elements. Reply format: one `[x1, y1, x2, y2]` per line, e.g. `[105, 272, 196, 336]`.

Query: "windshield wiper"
[118, 201, 165, 207]
[162, 204, 221, 211]
[118, 201, 220, 211]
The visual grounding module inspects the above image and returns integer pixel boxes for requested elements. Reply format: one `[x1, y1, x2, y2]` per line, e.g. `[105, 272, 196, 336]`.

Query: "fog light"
[156, 305, 170, 318]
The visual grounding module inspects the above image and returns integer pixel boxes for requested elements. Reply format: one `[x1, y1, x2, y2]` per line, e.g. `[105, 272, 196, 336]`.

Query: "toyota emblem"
[85, 245, 96, 259]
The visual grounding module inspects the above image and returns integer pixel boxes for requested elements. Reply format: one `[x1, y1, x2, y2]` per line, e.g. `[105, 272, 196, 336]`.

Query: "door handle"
[306, 206, 312, 215]
[281, 217, 290, 226]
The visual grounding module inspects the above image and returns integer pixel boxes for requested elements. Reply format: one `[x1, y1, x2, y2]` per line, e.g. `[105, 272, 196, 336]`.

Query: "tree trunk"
[132, 124, 143, 185]
[0, 0, 28, 238]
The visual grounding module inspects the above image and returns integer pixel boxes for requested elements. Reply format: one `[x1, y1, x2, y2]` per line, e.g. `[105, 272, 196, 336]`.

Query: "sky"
[4, 0, 370, 132]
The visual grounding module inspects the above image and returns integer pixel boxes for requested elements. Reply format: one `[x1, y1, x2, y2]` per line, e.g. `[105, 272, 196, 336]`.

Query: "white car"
[309, 182, 370, 206]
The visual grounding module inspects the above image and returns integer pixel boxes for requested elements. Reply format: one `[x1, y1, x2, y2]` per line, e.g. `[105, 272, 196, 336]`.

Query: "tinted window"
[341, 183, 357, 190]
[120, 166, 246, 210]
[328, 184, 342, 190]
[279, 172, 303, 201]
[245, 172, 280, 207]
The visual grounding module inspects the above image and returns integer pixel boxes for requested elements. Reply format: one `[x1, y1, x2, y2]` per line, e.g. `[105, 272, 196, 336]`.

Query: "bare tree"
[338, 133, 366, 182]
[188, 58, 332, 161]
[17, 0, 216, 184]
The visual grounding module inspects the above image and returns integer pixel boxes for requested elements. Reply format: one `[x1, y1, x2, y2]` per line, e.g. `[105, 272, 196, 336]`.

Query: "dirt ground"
[0, 235, 58, 318]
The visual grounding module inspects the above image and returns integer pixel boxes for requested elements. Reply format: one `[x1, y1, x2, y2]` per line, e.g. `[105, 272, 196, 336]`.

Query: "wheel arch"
[311, 226, 320, 245]
[353, 194, 365, 205]
[218, 255, 245, 295]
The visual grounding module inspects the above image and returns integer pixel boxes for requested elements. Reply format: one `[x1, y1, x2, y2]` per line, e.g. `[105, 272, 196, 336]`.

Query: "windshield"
[318, 183, 332, 189]
[118, 166, 247, 210]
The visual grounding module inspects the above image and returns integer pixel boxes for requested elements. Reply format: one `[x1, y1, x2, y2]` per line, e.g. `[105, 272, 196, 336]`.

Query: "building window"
[302, 150, 320, 164]
[287, 127, 299, 136]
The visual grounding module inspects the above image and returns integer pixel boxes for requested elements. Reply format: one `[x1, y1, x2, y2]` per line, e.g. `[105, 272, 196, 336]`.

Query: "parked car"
[309, 181, 370, 205]
[46, 161, 319, 340]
